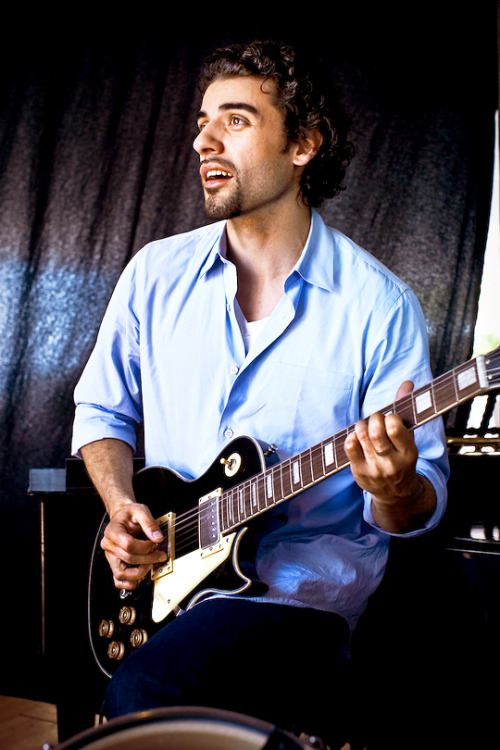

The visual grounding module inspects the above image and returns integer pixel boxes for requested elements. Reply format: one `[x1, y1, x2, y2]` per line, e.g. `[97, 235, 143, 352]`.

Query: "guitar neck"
[219, 353, 491, 532]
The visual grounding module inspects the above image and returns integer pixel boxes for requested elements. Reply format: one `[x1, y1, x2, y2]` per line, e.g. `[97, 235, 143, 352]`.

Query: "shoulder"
[329, 224, 409, 296]
[313, 214, 426, 341]
[132, 221, 226, 275]
[106, 221, 227, 314]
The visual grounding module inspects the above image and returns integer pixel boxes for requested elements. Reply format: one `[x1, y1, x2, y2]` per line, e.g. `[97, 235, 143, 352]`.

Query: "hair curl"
[198, 40, 354, 208]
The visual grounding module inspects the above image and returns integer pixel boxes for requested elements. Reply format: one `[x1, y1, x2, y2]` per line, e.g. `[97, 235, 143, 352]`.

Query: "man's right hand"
[80, 439, 167, 590]
[100, 502, 167, 590]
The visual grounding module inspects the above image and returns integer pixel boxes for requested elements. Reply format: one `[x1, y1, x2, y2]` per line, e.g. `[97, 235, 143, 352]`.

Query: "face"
[193, 75, 305, 221]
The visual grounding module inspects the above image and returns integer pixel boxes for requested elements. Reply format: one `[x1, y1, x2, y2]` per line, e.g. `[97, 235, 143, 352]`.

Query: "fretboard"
[219, 354, 487, 532]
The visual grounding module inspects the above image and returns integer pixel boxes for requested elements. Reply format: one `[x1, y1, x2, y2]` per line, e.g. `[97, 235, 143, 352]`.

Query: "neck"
[226, 203, 312, 321]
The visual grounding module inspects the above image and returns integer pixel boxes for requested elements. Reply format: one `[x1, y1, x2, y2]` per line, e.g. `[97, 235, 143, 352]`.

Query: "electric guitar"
[88, 346, 500, 677]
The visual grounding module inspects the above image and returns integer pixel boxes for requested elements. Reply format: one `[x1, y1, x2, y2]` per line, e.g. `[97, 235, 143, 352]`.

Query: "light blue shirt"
[72, 209, 448, 630]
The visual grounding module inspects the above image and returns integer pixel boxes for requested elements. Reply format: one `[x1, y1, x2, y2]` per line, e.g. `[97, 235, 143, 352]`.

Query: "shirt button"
[224, 428, 234, 439]
[230, 365, 239, 375]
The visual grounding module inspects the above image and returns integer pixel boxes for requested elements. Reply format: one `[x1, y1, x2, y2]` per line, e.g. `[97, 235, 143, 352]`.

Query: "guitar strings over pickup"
[151, 511, 175, 581]
[199, 488, 223, 557]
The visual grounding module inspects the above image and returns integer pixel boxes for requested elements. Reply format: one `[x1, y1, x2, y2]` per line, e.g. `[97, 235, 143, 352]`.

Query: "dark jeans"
[104, 597, 352, 744]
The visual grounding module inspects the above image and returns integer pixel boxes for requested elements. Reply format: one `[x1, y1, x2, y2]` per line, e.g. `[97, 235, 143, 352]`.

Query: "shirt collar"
[291, 209, 335, 293]
[198, 209, 335, 292]
[198, 221, 229, 279]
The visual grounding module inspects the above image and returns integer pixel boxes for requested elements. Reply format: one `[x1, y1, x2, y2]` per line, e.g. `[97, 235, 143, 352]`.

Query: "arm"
[344, 381, 437, 534]
[81, 438, 166, 589]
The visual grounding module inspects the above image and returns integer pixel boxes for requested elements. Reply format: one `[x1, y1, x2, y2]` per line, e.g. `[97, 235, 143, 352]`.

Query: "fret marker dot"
[324, 442, 334, 466]
[415, 391, 432, 413]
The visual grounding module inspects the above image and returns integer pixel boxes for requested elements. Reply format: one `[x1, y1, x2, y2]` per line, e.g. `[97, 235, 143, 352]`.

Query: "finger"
[106, 550, 160, 591]
[101, 535, 167, 566]
[117, 504, 164, 544]
[344, 427, 365, 461]
[396, 380, 414, 400]
[133, 507, 164, 543]
[352, 415, 394, 461]
[112, 558, 152, 583]
[106, 506, 164, 548]
[384, 412, 417, 456]
[367, 412, 394, 457]
[111, 564, 151, 590]
[368, 380, 415, 451]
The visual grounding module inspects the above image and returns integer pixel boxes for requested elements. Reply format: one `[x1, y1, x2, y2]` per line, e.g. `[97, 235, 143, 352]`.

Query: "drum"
[53, 706, 316, 749]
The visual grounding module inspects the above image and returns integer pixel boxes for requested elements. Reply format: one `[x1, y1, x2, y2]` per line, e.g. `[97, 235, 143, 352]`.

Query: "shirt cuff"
[362, 466, 447, 538]
[71, 405, 138, 458]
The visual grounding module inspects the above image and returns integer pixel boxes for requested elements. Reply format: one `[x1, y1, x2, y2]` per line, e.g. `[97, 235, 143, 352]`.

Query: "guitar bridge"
[199, 488, 223, 557]
[151, 511, 174, 581]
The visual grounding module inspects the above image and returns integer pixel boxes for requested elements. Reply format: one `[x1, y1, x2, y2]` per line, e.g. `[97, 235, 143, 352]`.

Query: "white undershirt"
[240, 316, 269, 354]
[235, 301, 269, 355]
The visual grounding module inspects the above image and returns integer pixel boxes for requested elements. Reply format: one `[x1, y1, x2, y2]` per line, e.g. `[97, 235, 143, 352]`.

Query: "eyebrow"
[197, 102, 261, 120]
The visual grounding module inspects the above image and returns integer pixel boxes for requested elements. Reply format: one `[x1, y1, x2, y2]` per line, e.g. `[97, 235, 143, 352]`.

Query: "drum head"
[55, 706, 312, 749]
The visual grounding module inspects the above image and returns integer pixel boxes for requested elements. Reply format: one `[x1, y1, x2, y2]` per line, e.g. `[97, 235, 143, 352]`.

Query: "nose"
[193, 121, 223, 156]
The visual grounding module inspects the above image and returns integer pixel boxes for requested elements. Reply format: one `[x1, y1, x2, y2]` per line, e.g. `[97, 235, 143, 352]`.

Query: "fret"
[281, 458, 293, 498]
[323, 440, 335, 471]
[232, 487, 240, 525]
[393, 393, 416, 428]
[452, 367, 460, 404]
[265, 470, 274, 505]
[258, 473, 267, 512]
[300, 450, 313, 486]
[311, 444, 324, 482]
[230, 488, 238, 525]
[433, 371, 455, 413]
[220, 493, 228, 529]
[273, 464, 283, 503]
[217, 347, 499, 531]
[241, 483, 251, 520]
[412, 385, 435, 425]
[291, 458, 302, 491]
[335, 428, 351, 471]
[455, 361, 481, 400]
[236, 487, 243, 521]
[251, 479, 259, 514]
[227, 489, 236, 527]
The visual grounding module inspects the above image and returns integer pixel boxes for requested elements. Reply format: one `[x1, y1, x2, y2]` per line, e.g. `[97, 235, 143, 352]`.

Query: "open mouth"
[201, 163, 234, 187]
[206, 169, 232, 181]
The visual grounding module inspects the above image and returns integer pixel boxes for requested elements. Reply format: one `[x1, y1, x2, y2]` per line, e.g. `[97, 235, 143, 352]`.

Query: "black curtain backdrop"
[0, 6, 497, 695]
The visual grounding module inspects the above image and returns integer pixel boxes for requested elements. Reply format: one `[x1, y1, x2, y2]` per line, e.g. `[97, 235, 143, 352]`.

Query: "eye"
[229, 115, 246, 128]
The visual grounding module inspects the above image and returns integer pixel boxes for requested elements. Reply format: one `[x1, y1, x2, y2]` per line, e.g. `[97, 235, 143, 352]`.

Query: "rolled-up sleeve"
[362, 443, 449, 537]
[358, 287, 449, 536]
[72, 258, 143, 456]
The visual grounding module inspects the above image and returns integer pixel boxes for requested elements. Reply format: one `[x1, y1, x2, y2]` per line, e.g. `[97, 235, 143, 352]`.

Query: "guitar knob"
[98, 619, 115, 638]
[118, 606, 137, 625]
[107, 641, 125, 661]
[130, 628, 148, 648]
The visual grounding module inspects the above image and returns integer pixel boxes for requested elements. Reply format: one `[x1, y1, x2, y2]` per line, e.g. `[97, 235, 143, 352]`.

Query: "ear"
[292, 129, 323, 167]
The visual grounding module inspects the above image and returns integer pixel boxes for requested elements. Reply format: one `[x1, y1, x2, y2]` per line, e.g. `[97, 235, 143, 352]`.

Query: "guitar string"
[164, 376, 488, 548]
[153, 365, 500, 553]
[155, 369, 499, 548]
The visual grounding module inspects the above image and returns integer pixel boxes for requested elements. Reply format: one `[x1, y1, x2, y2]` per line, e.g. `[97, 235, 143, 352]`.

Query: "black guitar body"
[88, 436, 272, 678]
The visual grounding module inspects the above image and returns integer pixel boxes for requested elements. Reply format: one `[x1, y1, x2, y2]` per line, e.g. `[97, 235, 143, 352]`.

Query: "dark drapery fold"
[0, 7, 496, 692]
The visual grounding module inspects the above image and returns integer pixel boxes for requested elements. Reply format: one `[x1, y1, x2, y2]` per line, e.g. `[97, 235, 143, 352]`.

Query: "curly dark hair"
[198, 40, 354, 208]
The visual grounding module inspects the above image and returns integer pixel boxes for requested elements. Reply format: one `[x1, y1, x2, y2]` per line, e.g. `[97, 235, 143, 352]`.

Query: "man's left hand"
[344, 381, 436, 533]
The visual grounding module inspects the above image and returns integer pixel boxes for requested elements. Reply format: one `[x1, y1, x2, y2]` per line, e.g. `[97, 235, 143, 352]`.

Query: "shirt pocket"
[267, 361, 354, 455]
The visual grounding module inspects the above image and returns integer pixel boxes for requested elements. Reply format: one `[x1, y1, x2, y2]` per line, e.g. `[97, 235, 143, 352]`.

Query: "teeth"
[207, 169, 231, 179]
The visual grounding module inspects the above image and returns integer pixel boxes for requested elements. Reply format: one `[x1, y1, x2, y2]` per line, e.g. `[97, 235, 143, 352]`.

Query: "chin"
[204, 197, 242, 221]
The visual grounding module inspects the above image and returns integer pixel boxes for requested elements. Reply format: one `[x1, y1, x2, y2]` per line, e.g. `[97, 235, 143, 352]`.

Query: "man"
[72, 40, 448, 744]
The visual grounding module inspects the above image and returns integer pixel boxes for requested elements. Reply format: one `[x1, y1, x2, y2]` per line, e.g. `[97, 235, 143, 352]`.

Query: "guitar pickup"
[199, 488, 223, 557]
[151, 511, 174, 581]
